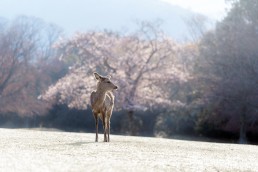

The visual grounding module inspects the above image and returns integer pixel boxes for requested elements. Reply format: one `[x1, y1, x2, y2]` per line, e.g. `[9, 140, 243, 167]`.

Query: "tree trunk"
[127, 110, 139, 136]
[238, 106, 247, 144]
[128, 110, 136, 136]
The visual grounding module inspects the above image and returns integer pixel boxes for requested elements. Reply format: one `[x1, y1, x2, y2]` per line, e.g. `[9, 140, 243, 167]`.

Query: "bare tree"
[184, 14, 211, 42]
[0, 16, 62, 116]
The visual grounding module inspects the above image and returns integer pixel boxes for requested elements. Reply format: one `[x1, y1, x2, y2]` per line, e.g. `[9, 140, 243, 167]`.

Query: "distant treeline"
[1, 104, 258, 144]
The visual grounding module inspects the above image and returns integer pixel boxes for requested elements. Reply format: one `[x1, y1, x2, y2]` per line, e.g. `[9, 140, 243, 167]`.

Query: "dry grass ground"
[0, 128, 257, 172]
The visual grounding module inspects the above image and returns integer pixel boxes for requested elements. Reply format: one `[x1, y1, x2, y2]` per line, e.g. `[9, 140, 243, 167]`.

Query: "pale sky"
[161, 0, 228, 20]
[0, 0, 229, 39]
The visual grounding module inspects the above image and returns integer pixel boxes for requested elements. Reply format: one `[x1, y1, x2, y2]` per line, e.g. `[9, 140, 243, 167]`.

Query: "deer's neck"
[94, 88, 107, 106]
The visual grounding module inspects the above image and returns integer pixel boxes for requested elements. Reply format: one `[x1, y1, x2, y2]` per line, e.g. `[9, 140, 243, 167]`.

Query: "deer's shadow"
[68, 141, 95, 146]
[67, 141, 112, 146]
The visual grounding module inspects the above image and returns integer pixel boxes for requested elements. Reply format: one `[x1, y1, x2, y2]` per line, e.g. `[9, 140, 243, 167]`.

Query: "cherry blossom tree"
[42, 22, 191, 134]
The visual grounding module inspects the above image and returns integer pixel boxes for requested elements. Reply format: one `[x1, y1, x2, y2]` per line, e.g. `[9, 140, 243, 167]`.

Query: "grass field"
[0, 128, 257, 172]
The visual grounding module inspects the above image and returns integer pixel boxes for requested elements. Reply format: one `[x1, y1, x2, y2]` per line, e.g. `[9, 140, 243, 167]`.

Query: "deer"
[90, 72, 118, 142]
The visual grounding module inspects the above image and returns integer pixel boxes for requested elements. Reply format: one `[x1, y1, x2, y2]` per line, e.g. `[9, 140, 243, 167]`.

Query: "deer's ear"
[94, 72, 101, 80]
[94, 72, 105, 80]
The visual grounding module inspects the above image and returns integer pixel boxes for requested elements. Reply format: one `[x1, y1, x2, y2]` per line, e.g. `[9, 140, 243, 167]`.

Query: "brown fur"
[90, 72, 118, 142]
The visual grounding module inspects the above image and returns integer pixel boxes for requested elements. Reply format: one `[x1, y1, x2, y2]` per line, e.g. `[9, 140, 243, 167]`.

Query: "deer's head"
[94, 72, 118, 92]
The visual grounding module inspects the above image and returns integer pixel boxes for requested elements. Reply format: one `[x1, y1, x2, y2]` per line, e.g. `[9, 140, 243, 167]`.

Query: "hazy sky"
[161, 0, 228, 20]
[0, 0, 228, 38]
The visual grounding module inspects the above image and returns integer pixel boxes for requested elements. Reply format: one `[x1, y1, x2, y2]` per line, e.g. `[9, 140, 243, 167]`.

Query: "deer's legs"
[102, 113, 107, 142]
[93, 113, 99, 142]
[106, 111, 112, 142]
[107, 120, 110, 142]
